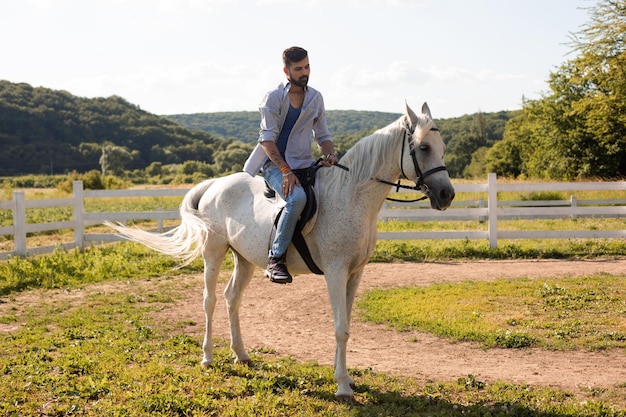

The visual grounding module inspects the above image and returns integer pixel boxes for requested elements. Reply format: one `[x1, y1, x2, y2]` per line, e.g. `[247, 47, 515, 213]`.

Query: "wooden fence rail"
[1, 173, 625, 260]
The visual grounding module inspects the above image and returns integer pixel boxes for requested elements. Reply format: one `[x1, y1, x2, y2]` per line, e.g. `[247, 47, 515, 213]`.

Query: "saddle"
[266, 162, 324, 275]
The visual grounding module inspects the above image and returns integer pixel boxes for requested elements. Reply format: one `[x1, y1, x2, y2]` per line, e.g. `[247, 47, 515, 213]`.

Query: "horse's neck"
[353, 165, 402, 216]
[320, 136, 403, 219]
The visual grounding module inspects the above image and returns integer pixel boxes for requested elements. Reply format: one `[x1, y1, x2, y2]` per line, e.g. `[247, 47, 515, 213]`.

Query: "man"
[243, 46, 337, 284]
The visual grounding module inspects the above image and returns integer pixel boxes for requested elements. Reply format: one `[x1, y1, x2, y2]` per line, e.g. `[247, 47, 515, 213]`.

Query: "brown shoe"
[264, 257, 293, 284]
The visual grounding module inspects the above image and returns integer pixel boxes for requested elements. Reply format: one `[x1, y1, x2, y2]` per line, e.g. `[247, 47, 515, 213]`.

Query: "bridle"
[373, 121, 448, 203]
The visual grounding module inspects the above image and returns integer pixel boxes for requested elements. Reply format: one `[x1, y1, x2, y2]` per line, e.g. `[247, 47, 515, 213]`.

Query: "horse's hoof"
[200, 359, 213, 369]
[234, 358, 251, 366]
[335, 394, 355, 403]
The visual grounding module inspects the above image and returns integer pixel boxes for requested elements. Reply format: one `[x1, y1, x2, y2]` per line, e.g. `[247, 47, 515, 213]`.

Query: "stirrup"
[264, 258, 292, 284]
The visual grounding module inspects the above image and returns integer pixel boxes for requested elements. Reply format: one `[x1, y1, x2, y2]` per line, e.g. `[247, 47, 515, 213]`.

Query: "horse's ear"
[421, 102, 433, 119]
[405, 101, 418, 127]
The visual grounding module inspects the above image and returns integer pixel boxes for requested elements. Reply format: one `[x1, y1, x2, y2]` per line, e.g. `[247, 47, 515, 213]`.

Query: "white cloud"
[153, 0, 234, 14]
[25, 0, 55, 12]
[255, 0, 425, 6]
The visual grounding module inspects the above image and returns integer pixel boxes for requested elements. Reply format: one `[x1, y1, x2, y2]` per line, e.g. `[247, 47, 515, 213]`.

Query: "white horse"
[107, 102, 455, 400]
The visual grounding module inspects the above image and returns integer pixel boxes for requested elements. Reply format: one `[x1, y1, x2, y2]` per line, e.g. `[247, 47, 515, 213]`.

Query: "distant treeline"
[165, 110, 405, 143]
[167, 109, 517, 179]
[3, 0, 625, 184]
[0, 80, 514, 179]
[0, 80, 225, 176]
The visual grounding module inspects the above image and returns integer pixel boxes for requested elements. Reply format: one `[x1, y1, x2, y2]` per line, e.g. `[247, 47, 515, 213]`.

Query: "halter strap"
[373, 122, 447, 203]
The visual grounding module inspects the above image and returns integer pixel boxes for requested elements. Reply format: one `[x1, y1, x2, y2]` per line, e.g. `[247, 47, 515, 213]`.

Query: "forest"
[483, 0, 626, 179]
[0, 0, 623, 182]
[0, 79, 513, 180]
[0, 82, 227, 177]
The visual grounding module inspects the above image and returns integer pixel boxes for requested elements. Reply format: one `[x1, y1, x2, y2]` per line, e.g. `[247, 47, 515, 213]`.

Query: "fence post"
[487, 173, 498, 249]
[73, 181, 85, 251]
[570, 195, 577, 220]
[13, 191, 26, 256]
[157, 208, 163, 232]
[478, 197, 486, 223]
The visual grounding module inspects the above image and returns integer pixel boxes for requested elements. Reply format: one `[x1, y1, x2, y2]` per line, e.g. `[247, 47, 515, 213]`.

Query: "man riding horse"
[243, 46, 338, 284]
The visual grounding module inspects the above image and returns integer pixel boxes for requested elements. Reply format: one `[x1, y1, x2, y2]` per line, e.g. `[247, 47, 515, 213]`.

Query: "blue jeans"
[261, 162, 307, 260]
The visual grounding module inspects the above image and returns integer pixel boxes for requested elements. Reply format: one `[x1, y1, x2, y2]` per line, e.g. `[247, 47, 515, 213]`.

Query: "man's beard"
[289, 75, 308, 88]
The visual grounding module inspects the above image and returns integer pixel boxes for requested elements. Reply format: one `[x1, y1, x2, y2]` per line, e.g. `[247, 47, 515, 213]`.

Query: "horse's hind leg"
[223, 250, 255, 364]
[200, 243, 229, 369]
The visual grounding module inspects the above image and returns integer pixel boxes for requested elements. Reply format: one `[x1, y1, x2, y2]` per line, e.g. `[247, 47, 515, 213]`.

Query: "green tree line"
[485, 0, 626, 179]
[0, 82, 228, 176]
[2, 1, 621, 182]
[0, 79, 514, 180]
[166, 110, 406, 143]
[167, 110, 517, 179]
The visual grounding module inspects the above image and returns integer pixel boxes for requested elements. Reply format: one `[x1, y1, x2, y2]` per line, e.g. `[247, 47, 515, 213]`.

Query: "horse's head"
[403, 102, 455, 210]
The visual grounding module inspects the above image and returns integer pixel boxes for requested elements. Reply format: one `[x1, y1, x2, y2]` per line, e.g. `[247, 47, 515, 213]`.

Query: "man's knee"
[289, 187, 307, 210]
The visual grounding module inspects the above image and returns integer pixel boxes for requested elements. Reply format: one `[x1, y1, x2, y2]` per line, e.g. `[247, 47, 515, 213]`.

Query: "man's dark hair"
[282, 46, 308, 68]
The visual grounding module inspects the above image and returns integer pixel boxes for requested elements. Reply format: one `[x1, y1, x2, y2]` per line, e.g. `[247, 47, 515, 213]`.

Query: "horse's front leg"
[343, 269, 364, 388]
[325, 271, 353, 400]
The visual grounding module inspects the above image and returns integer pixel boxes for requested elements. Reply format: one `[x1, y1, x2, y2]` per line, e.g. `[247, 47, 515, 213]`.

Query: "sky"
[2, 0, 592, 119]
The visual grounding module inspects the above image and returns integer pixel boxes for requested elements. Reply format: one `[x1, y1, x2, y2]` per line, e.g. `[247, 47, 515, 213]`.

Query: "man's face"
[285, 57, 310, 88]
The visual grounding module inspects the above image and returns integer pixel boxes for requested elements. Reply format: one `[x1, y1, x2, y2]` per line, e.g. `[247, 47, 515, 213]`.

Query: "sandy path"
[162, 259, 626, 392]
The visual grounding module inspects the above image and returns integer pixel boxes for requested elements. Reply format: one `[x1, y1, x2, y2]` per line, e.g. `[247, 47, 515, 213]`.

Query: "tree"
[213, 141, 254, 173]
[499, 0, 626, 179]
[99, 143, 133, 176]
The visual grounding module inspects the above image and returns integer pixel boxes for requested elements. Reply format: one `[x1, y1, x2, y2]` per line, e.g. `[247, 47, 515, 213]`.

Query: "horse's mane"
[324, 113, 435, 194]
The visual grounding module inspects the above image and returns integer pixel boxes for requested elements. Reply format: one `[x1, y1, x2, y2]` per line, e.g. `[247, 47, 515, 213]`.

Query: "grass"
[377, 218, 626, 233]
[1, 236, 625, 295]
[358, 275, 626, 350]
[387, 182, 626, 204]
[371, 237, 626, 262]
[1, 275, 624, 416]
[0, 243, 205, 295]
[0, 213, 625, 414]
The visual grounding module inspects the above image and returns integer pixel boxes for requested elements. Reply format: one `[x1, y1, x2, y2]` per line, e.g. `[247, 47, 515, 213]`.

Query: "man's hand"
[321, 153, 338, 167]
[282, 171, 300, 197]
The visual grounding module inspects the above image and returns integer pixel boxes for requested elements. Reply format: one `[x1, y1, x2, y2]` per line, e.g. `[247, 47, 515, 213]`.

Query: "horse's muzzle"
[430, 186, 455, 210]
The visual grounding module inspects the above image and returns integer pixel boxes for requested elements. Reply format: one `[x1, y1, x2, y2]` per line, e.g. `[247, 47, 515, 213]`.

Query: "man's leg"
[261, 164, 307, 283]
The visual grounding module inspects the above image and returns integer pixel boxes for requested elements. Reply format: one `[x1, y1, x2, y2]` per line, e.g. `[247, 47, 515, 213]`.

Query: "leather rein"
[373, 122, 448, 203]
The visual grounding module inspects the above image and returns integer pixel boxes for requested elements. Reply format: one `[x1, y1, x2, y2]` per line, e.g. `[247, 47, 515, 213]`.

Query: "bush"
[56, 171, 130, 192]
[520, 191, 564, 201]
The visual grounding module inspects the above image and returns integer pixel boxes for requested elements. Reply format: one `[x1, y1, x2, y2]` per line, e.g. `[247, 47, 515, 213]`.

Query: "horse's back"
[196, 172, 268, 217]
[195, 172, 276, 267]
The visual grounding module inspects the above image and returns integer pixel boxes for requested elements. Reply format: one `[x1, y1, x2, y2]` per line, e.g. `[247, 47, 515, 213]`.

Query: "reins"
[373, 122, 447, 203]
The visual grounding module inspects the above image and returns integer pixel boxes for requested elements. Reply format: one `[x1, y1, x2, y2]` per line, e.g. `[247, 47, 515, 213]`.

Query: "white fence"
[1, 173, 625, 260]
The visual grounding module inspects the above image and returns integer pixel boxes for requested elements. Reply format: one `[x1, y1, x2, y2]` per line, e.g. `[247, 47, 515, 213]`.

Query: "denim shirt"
[243, 82, 332, 176]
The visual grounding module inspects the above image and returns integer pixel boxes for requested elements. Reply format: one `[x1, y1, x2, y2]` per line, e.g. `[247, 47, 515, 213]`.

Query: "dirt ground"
[161, 259, 626, 394]
[3, 258, 626, 403]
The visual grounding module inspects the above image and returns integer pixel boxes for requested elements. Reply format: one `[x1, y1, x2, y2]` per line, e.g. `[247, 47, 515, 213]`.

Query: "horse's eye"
[419, 144, 429, 152]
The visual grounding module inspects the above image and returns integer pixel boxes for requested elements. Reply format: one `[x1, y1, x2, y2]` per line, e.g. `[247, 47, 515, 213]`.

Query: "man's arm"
[260, 141, 291, 173]
[260, 141, 301, 194]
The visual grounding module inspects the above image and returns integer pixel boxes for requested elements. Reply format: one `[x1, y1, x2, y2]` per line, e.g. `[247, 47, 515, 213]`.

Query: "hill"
[0, 80, 518, 178]
[0, 81, 225, 176]
[167, 109, 519, 178]
[165, 110, 403, 144]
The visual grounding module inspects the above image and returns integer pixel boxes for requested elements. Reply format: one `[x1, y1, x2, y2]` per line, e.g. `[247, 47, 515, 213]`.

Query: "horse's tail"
[105, 179, 216, 267]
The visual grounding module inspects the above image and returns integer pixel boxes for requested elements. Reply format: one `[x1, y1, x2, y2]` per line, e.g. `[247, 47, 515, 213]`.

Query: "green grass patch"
[358, 274, 626, 350]
[377, 218, 626, 233]
[0, 243, 207, 295]
[1, 277, 624, 416]
[1, 238, 624, 296]
[372, 238, 626, 262]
